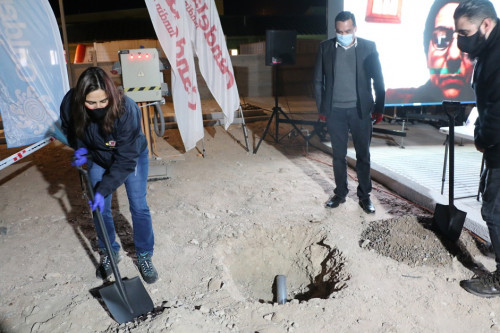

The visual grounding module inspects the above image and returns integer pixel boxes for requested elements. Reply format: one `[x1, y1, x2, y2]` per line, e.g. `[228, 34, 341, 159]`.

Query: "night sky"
[48, 0, 325, 17]
[48, 0, 146, 16]
[47, 0, 327, 42]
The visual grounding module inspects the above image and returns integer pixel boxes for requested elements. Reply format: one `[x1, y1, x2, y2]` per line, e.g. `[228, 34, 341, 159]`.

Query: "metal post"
[58, 0, 73, 86]
[238, 105, 250, 152]
[400, 119, 405, 148]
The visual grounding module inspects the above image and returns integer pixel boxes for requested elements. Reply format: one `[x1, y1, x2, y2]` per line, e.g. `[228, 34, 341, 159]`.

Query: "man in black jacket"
[313, 11, 385, 214]
[454, 0, 500, 297]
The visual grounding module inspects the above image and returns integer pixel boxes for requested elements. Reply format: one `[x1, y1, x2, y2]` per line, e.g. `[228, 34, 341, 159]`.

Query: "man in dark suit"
[313, 11, 385, 214]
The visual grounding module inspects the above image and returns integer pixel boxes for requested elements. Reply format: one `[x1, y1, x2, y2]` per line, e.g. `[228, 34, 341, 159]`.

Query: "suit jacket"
[313, 37, 385, 119]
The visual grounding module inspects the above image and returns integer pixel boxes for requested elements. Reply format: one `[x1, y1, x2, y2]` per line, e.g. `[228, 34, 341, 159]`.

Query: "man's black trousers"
[326, 106, 373, 200]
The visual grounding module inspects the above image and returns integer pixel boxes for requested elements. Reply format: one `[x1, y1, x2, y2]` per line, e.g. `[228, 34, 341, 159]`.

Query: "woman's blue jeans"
[88, 148, 154, 255]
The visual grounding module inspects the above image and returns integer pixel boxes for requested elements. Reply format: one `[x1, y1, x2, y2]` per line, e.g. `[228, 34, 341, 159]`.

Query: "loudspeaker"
[265, 30, 297, 66]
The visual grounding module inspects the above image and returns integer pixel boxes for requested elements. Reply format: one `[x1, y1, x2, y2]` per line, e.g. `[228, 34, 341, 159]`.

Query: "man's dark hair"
[335, 11, 356, 27]
[424, 0, 463, 55]
[454, 0, 497, 24]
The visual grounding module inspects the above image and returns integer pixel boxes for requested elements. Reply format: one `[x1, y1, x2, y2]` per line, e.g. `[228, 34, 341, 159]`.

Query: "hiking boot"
[96, 249, 121, 280]
[460, 271, 500, 298]
[137, 252, 158, 284]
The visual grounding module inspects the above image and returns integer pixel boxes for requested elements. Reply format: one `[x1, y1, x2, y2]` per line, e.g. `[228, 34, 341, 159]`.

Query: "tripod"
[253, 64, 308, 154]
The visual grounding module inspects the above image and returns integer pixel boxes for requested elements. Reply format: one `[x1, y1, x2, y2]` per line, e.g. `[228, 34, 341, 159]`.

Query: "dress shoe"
[359, 198, 375, 214]
[325, 195, 346, 208]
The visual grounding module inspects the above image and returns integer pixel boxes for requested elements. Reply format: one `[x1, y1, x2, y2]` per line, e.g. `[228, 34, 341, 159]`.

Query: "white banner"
[0, 0, 69, 148]
[145, 0, 203, 152]
[185, 0, 239, 129]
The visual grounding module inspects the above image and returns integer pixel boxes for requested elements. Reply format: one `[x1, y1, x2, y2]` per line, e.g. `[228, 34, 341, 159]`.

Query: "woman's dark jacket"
[60, 89, 147, 197]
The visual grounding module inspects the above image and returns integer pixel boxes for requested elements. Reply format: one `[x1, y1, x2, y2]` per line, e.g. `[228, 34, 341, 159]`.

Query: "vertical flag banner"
[145, 0, 204, 152]
[0, 0, 69, 148]
[185, 0, 239, 128]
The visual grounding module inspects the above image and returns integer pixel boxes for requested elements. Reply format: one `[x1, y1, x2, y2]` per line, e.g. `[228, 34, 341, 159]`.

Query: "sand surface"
[1, 120, 499, 333]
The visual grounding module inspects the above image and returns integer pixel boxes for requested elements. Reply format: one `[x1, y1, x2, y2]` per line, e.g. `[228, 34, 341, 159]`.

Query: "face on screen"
[427, 3, 474, 99]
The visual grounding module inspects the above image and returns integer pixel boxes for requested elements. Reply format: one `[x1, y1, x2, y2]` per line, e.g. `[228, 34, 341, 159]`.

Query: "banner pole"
[58, 0, 73, 86]
[0, 137, 55, 171]
[238, 105, 250, 152]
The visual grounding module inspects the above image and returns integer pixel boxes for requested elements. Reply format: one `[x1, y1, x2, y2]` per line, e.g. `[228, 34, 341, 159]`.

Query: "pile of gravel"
[360, 216, 454, 267]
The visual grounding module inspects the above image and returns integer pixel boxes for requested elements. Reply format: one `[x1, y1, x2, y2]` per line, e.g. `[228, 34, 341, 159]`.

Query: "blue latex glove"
[72, 147, 88, 167]
[89, 192, 104, 212]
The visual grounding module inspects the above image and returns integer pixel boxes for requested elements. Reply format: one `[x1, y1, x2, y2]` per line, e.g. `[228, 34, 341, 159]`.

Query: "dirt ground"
[1, 119, 500, 333]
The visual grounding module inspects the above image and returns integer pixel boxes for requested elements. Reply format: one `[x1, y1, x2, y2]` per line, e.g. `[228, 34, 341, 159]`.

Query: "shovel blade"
[433, 203, 467, 242]
[99, 276, 154, 324]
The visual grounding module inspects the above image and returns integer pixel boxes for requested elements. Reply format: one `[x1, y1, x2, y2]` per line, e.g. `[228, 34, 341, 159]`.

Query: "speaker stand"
[253, 65, 308, 154]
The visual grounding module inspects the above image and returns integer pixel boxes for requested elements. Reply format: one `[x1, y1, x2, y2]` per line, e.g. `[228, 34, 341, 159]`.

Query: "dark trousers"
[326, 107, 373, 200]
[481, 167, 500, 270]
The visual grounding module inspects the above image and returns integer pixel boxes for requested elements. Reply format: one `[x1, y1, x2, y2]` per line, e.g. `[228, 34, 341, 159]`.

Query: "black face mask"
[86, 106, 108, 121]
[457, 27, 487, 58]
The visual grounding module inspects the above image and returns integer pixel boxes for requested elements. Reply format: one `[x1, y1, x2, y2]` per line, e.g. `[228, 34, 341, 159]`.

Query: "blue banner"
[0, 0, 69, 147]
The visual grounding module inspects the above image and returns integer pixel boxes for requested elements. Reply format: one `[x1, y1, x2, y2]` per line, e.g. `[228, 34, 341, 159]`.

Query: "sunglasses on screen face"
[431, 27, 457, 50]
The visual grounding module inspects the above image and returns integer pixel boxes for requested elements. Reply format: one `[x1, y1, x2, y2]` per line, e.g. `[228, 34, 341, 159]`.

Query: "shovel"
[433, 101, 467, 242]
[78, 167, 154, 324]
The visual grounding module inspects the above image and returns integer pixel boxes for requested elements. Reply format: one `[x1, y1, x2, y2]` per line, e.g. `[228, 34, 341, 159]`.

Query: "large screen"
[345, 0, 500, 106]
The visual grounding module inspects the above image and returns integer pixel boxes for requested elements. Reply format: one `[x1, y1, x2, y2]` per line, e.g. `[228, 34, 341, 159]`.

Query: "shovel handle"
[442, 101, 462, 207]
[77, 167, 134, 313]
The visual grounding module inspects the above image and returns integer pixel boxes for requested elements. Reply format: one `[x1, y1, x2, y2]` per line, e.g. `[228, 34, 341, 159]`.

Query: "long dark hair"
[72, 67, 123, 138]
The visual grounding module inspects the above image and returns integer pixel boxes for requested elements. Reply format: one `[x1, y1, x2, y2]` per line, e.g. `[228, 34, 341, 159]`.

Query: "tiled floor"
[369, 144, 482, 199]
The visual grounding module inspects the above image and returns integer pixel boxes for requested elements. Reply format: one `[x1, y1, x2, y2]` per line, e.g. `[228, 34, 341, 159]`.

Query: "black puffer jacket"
[60, 89, 147, 196]
[473, 20, 500, 168]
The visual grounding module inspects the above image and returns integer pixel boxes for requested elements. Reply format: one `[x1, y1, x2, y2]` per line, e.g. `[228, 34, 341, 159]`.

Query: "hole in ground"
[222, 226, 350, 303]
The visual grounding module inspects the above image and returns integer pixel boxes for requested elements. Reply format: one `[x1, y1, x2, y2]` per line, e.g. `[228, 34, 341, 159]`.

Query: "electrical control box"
[119, 48, 163, 102]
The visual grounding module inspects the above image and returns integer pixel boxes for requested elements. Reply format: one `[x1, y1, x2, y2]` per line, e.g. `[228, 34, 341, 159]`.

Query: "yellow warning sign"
[125, 86, 161, 92]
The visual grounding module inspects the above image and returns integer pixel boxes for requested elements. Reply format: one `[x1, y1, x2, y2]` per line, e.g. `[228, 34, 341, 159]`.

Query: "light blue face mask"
[336, 33, 354, 47]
